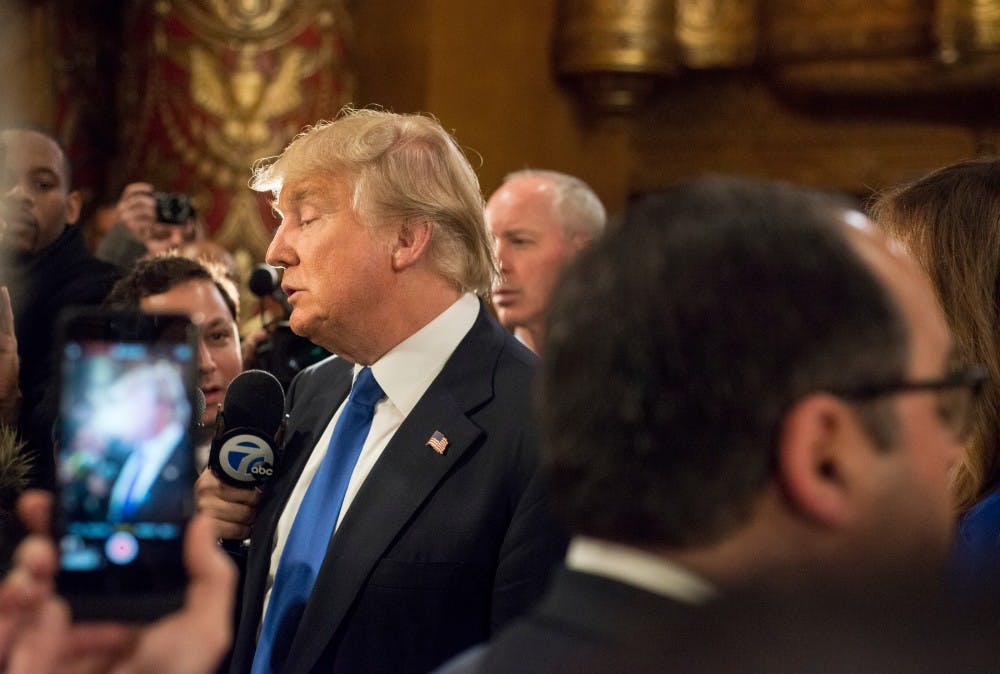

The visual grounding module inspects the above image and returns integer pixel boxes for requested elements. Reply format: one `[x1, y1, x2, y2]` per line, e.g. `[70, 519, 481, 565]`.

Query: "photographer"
[97, 182, 200, 273]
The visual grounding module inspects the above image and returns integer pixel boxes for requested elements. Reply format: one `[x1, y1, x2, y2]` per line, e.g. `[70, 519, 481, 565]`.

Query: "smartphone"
[54, 309, 198, 621]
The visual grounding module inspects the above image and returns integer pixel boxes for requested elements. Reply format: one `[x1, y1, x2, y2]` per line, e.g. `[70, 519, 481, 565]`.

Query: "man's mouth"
[1, 212, 35, 234]
[492, 288, 518, 306]
[201, 386, 224, 407]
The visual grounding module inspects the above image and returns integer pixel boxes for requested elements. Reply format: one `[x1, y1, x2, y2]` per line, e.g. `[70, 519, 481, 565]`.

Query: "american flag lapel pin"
[426, 430, 448, 455]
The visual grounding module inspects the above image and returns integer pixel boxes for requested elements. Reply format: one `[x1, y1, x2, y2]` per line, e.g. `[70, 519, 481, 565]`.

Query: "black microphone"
[208, 369, 285, 488]
[248, 264, 279, 297]
[249, 264, 293, 316]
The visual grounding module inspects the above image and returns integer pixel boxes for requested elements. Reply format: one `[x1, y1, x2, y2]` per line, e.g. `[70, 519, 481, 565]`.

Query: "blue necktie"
[251, 367, 384, 674]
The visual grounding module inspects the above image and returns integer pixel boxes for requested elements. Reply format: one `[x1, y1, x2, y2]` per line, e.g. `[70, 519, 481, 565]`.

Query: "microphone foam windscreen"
[248, 265, 279, 298]
[223, 369, 285, 436]
[193, 386, 206, 424]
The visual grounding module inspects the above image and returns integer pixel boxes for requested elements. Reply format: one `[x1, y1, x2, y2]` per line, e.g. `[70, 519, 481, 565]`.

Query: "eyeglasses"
[830, 364, 989, 441]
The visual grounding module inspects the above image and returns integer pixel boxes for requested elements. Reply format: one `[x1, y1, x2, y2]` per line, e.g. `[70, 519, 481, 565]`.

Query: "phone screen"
[55, 311, 198, 620]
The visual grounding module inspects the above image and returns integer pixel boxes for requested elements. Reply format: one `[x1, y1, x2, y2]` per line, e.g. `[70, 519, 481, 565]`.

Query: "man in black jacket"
[197, 110, 565, 674]
[0, 128, 119, 489]
[440, 177, 994, 673]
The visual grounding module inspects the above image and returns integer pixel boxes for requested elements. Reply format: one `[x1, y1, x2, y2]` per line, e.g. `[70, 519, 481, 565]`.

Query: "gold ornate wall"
[555, 0, 1000, 112]
[116, 0, 353, 267]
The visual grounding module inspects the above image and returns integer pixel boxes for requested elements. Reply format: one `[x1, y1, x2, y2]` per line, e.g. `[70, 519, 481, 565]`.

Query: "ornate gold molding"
[937, 0, 1000, 63]
[554, 0, 1000, 114]
[677, 0, 758, 68]
[553, 0, 677, 113]
[119, 0, 352, 263]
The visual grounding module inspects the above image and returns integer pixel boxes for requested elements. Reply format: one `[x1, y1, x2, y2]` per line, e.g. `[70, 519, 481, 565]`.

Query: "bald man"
[486, 170, 605, 354]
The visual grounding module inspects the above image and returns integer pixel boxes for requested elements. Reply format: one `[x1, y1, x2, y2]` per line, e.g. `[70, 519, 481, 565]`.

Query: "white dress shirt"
[261, 293, 480, 621]
[565, 536, 717, 605]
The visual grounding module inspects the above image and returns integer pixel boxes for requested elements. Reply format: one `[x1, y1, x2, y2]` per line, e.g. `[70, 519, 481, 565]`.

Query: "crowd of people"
[0, 110, 998, 672]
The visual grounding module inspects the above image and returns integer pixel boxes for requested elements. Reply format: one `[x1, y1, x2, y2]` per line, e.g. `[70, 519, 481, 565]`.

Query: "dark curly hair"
[103, 253, 239, 321]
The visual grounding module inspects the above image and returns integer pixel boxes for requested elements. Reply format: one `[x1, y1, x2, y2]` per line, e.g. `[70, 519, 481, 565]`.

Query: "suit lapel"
[283, 306, 503, 673]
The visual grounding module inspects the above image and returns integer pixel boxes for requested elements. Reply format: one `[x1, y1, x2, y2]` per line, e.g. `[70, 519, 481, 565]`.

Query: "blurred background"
[2, 0, 999, 271]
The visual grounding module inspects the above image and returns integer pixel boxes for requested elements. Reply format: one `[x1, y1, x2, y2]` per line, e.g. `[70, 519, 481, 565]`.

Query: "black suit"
[229, 305, 566, 674]
[114, 438, 192, 524]
[451, 566, 1000, 674]
[443, 567, 701, 674]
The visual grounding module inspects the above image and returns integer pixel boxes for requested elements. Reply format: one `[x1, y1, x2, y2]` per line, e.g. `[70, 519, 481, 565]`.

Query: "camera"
[250, 322, 329, 390]
[154, 192, 194, 225]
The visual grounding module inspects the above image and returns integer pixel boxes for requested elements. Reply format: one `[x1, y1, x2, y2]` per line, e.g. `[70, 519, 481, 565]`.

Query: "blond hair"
[251, 108, 496, 294]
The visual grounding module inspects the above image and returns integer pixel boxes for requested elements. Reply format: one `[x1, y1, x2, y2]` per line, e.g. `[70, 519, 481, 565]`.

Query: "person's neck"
[658, 487, 805, 591]
[333, 274, 463, 365]
[514, 324, 542, 355]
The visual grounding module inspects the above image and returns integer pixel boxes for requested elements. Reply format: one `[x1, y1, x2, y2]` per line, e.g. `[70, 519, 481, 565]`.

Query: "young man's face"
[0, 130, 80, 254]
[140, 278, 242, 427]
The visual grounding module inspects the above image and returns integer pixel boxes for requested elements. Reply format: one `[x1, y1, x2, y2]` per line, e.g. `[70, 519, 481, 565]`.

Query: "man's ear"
[776, 394, 861, 529]
[569, 232, 592, 254]
[65, 189, 82, 225]
[391, 218, 433, 271]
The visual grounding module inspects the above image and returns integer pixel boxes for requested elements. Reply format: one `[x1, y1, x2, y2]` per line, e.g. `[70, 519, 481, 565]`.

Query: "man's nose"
[494, 242, 511, 273]
[199, 339, 216, 374]
[266, 223, 296, 268]
[169, 227, 190, 247]
[3, 180, 27, 200]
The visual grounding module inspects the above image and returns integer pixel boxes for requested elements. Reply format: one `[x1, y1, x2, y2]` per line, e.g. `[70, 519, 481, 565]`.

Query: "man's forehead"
[276, 175, 345, 209]
[842, 210, 953, 369]
[840, 211, 920, 279]
[0, 129, 65, 169]
[489, 180, 562, 228]
[144, 278, 223, 310]
[492, 177, 556, 207]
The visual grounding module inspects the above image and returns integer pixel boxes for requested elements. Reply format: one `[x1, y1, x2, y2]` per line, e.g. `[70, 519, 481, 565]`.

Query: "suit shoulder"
[492, 331, 539, 390]
[287, 353, 349, 398]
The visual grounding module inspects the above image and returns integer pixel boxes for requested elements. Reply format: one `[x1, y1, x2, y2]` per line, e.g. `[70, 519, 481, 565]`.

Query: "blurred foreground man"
[196, 110, 565, 673]
[0, 129, 118, 489]
[443, 177, 995, 673]
[486, 170, 604, 354]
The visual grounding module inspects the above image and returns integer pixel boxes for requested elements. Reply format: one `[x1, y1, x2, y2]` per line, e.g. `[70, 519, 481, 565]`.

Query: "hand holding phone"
[55, 310, 198, 621]
[1, 490, 236, 673]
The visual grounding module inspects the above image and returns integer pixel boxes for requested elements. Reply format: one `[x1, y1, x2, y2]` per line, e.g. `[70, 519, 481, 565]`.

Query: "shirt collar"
[359, 293, 480, 417]
[566, 536, 717, 605]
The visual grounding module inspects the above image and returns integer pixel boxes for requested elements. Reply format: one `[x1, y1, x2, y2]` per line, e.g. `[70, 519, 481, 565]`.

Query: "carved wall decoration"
[116, 0, 353, 266]
[936, 0, 1000, 62]
[53, 6, 122, 216]
[554, 0, 1000, 113]
[764, 0, 931, 63]
[553, 0, 677, 114]
[676, 0, 758, 68]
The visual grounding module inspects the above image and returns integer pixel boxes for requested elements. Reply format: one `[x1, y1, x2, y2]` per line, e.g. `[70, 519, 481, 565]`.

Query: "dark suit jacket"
[229, 305, 566, 674]
[119, 438, 193, 524]
[443, 567, 701, 674]
[448, 566, 1000, 674]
